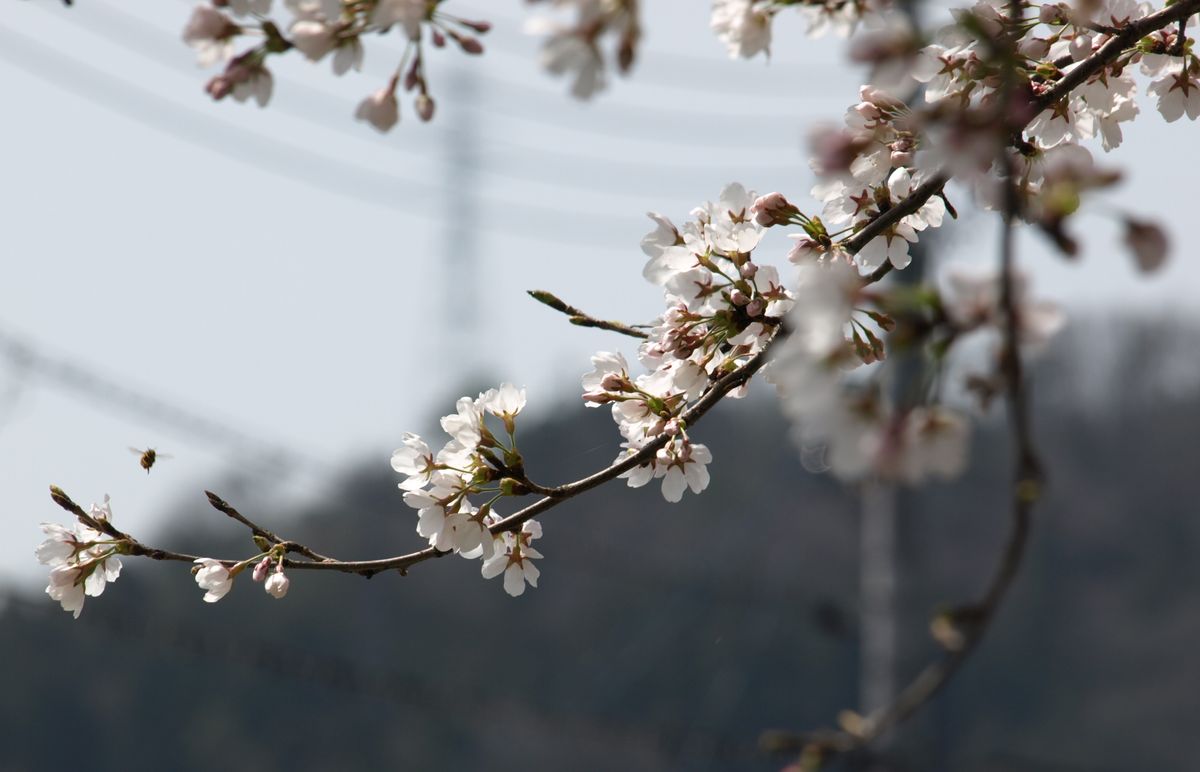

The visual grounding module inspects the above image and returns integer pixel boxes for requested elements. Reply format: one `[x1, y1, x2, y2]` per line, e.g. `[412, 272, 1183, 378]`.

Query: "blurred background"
[2, 1, 1199, 770]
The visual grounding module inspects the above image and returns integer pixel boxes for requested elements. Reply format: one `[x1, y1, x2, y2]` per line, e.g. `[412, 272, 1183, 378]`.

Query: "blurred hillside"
[3, 316, 1199, 772]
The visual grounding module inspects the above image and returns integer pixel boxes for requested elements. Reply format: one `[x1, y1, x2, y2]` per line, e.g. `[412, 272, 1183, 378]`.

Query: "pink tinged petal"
[640, 212, 679, 257]
[481, 553, 508, 579]
[660, 467, 687, 503]
[332, 40, 364, 76]
[403, 489, 436, 510]
[621, 463, 655, 489]
[887, 236, 912, 270]
[103, 556, 122, 582]
[523, 561, 541, 588]
[355, 88, 400, 133]
[47, 565, 89, 617]
[432, 526, 456, 552]
[416, 507, 445, 539]
[503, 563, 527, 596]
[856, 237, 888, 272]
[685, 462, 711, 494]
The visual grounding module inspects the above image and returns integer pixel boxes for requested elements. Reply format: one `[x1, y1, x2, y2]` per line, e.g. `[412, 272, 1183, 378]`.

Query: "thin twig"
[204, 491, 333, 562]
[527, 290, 649, 339]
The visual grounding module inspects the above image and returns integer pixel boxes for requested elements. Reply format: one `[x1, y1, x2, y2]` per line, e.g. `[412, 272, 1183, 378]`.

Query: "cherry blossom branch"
[527, 290, 650, 339]
[48, 336, 774, 578]
[828, 0, 1200, 271]
[50, 0, 1186, 582]
[1034, 0, 1200, 112]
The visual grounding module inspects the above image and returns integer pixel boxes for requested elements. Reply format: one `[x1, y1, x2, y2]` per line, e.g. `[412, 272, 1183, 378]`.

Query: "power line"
[89, 0, 820, 152]
[27, 0, 814, 214]
[0, 24, 651, 251]
[0, 324, 326, 476]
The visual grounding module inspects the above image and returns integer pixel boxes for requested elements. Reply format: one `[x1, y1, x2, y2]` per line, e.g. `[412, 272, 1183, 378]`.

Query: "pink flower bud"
[730, 289, 750, 306]
[355, 87, 400, 133]
[452, 32, 484, 55]
[459, 19, 491, 34]
[600, 372, 625, 391]
[205, 75, 233, 101]
[739, 261, 758, 279]
[252, 557, 271, 583]
[746, 299, 765, 317]
[751, 192, 799, 227]
[1039, 3, 1067, 23]
[415, 93, 436, 122]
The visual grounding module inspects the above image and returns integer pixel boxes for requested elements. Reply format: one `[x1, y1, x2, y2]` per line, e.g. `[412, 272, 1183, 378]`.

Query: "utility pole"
[859, 243, 928, 758]
[441, 66, 480, 347]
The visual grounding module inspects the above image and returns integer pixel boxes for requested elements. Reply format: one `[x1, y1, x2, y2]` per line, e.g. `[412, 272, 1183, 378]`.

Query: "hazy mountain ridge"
[4, 317, 1198, 772]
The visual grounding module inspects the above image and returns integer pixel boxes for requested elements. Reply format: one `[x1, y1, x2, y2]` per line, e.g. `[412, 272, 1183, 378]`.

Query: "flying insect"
[129, 447, 171, 474]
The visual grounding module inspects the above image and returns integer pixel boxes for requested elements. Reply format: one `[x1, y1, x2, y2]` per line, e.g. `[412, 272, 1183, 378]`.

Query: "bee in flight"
[129, 447, 172, 474]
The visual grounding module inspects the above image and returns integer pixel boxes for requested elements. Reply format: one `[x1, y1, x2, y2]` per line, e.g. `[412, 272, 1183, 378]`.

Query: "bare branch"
[528, 290, 649, 340]
[204, 491, 333, 563]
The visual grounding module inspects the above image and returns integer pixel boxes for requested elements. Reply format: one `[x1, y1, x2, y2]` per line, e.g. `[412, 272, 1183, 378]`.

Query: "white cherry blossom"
[194, 558, 233, 603]
[182, 6, 240, 67]
[482, 383, 527, 422]
[480, 521, 543, 597]
[391, 432, 437, 491]
[712, 0, 773, 59]
[656, 441, 713, 503]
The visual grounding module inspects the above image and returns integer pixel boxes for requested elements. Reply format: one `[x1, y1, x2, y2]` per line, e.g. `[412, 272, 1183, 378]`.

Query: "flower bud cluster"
[181, 0, 491, 131]
[582, 184, 802, 501]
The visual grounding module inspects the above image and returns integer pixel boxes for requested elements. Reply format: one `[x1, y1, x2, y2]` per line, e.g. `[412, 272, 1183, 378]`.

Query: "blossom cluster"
[36, 496, 122, 618]
[767, 259, 1062, 483]
[722, 0, 1181, 264]
[581, 184, 800, 502]
[191, 554, 291, 604]
[181, 0, 491, 130]
[38, 0, 1194, 618]
[712, 0, 888, 59]
[392, 384, 544, 596]
[525, 0, 641, 99]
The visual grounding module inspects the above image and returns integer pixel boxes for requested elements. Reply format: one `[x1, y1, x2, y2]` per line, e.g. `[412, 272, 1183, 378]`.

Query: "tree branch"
[49, 334, 775, 578]
[830, 0, 1200, 265]
[527, 290, 650, 340]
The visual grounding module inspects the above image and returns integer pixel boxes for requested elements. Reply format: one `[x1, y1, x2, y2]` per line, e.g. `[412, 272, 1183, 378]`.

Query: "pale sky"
[2, 0, 1197, 588]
